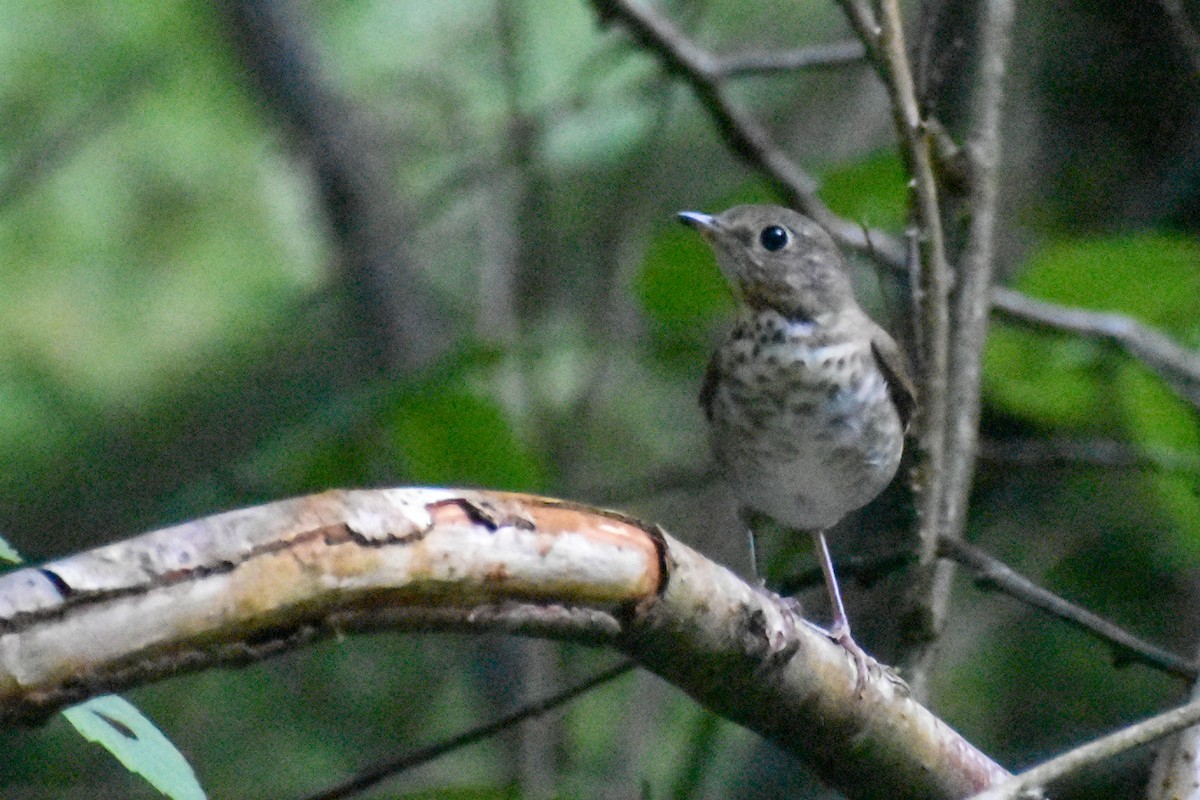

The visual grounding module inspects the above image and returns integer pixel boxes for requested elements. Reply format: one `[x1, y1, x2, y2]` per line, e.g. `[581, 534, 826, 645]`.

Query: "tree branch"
[903, 0, 1016, 692]
[214, 0, 447, 375]
[0, 488, 1009, 800]
[992, 287, 1200, 412]
[966, 696, 1200, 800]
[302, 660, 636, 800]
[714, 40, 867, 77]
[852, 0, 954, 694]
[588, 0, 905, 262]
[940, 537, 1198, 681]
[588, 0, 1200, 426]
[942, 0, 1016, 540]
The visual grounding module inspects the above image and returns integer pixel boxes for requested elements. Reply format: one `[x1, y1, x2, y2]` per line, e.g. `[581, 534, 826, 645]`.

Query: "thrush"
[678, 205, 916, 675]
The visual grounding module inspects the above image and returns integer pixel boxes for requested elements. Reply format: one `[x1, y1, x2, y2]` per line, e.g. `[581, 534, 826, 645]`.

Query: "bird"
[678, 204, 915, 675]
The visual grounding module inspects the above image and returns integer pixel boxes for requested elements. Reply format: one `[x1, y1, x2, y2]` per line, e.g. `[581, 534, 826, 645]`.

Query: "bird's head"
[677, 205, 856, 322]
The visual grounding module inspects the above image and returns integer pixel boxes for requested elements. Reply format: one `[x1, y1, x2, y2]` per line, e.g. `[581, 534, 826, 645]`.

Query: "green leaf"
[818, 150, 907, 231]
[0, 533, 22, 564]
[61, 695, 206, 800]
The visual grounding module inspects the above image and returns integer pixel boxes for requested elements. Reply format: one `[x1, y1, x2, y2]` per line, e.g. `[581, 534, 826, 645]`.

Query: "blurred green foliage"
[2, 0, 1199, 798]
[984, 234, 1200, 562]
[818, 149, 907, 230]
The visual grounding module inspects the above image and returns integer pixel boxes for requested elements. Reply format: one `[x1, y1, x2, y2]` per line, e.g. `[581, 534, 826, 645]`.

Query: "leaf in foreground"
[61, 695, 206, 800]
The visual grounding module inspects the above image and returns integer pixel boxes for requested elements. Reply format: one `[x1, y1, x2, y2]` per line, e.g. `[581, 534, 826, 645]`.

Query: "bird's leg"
[738, 507, 765, 584]
[748, 524, 762, 583]
[812, 529, 871, 690]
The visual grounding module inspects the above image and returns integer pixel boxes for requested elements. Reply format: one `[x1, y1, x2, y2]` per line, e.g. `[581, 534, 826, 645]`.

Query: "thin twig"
[300, 661, 636, 800]
[832, 0, 883, 62]
[715, 40, 867, 76]
[589, 0, 904, 262]
[965, 696, 1200, 800]
[992, 287, 1200, 412]
[860, 0, 953, 697]
[940, 537, 1198, 681]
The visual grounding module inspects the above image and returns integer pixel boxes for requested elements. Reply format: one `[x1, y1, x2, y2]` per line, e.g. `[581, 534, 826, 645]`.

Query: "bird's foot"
[825, 621, 874, 694]
[746, 586, 802, 667]
[821, 624, 908, 696]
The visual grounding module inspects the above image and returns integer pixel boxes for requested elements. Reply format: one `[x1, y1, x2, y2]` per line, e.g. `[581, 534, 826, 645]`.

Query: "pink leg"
[812, 530, 870, 690]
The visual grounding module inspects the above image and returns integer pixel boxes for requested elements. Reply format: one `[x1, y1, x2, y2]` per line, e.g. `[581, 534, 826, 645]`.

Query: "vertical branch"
[215, 0, 447, 375]
[941, 1, 1017, 566]
[908, 0, 1016, 690]
[846, 0, 953, 689]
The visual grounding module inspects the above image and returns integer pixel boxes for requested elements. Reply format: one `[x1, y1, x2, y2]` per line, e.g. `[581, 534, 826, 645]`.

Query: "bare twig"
[588, 0, 904, 262]
[966, 697, 1200, 800]
[301, 661, 636, 800]
[992, 287, 1200, 412]
[925, 117, 971, 194]
[912, 0, 1016, 692]
[856, 0, 953, 695]
[715, 40, 867, 76]
[832, 0, 882, 62]
[940, 537, 1198, 681]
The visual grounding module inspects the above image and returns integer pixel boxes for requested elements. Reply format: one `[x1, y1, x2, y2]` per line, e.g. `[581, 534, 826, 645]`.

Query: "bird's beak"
[677, 211, 718, 239]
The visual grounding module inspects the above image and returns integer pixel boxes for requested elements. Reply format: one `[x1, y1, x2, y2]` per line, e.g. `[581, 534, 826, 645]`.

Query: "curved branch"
[0, 488, 1008, 800]
[589, 0, 905, 262]
[992, 287, 1200, 411]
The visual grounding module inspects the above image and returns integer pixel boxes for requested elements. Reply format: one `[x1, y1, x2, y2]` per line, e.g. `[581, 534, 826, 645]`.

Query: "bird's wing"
[870, 334, 918, 432]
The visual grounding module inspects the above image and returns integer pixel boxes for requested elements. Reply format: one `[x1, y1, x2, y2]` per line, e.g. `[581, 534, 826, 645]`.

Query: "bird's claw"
[825, 623, 874, 694]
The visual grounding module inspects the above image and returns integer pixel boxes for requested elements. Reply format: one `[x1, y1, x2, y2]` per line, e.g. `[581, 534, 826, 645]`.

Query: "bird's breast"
[707, 311, 904, 529]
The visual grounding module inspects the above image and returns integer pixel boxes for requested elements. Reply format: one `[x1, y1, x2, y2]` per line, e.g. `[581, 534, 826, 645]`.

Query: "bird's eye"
[759, 225, 790, 252]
